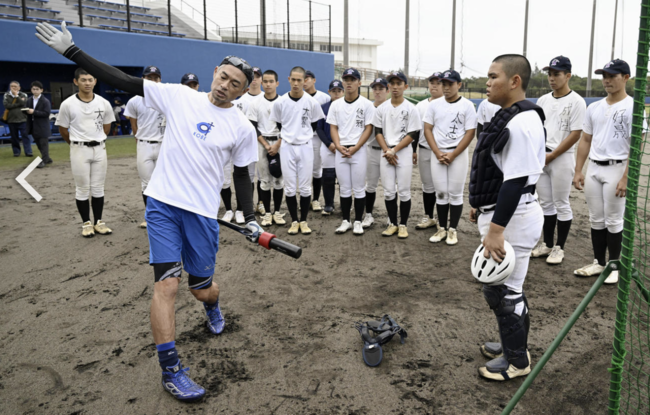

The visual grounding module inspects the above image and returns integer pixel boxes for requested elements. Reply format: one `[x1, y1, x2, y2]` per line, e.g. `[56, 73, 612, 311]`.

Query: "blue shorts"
[146, 198, 219, 280]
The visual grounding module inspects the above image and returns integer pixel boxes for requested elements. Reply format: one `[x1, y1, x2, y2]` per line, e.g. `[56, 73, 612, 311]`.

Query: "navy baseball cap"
[428, 71, 443, 81]
[329, 80, 343, 91]
[543, 56, 572, 72]
[181, 73, 199, 85]
[252, 67, 262, 76]
[370, 77, 388, 88]
[386, 71, 408, 83]
[305, 70, 316, 79]
[439, 70, 462, 83]
[143, 65, 161, 77]
[341, 68, 361, 80]
[595, 59, 631, 75]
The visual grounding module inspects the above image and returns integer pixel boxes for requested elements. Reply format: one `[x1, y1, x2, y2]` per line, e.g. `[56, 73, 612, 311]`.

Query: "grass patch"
[0, 136, 137, 171]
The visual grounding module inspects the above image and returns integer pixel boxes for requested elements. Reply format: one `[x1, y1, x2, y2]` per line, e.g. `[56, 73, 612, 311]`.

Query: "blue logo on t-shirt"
[194, 122, 214, 141]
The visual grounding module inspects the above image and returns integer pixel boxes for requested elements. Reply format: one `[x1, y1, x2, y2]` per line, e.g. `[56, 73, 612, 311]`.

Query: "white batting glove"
[35, 21, 74, 55]
[245, 221, 263, 243]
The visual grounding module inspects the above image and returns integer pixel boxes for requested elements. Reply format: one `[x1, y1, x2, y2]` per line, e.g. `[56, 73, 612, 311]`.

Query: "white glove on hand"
[35, 21, 74, 55]
[245, 221, 263, 243]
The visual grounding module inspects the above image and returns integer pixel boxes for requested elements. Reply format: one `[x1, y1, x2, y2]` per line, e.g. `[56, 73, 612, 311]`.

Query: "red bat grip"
[258, 232, 275, 250]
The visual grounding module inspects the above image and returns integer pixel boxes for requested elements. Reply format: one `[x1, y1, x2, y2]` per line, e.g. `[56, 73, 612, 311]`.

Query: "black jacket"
[25, 95, 52, 139]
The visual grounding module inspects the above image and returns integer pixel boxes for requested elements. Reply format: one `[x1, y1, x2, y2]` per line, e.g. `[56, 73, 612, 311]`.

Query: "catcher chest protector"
[468, 100, 546, 209]
[355, 315, 407, 367]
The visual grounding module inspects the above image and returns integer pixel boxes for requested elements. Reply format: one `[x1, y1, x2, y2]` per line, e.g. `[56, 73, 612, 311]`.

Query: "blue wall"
[0, 19, 335, 108]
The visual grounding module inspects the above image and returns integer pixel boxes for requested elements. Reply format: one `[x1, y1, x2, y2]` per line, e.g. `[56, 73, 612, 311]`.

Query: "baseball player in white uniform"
[125, 65, 166, 229]
[469, 54, 545, 381]
[423, 70, 477, 246]
[181, 72, 199, 90]
[248, 69, 287, 227]
[476, 99, 501, 135]
[270, 66, 325, 235]
[55, 67, 116, 237]
[573, 59, 643, 285]
[304, 70, 332, 212]
[414, 71, 443, 232]
[327, 68, 375, 235]
[531, 56, 586, 265]
[362, 78, 389, 228]
[373, 71, 422, 239]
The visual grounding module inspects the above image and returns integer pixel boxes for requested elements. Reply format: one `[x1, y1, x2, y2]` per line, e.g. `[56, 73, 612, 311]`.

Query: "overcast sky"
[319, 0, 643, 79]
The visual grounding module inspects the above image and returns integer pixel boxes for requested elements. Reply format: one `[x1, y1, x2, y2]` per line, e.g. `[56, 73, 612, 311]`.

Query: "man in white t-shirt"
[125, 65, 166, 229]
[36, 22, 262, 402]
[573, 59, 642, 285]
[270, 66, 325, 235]
[469, 54, 545, 381]
[304, 70, 332, 212]
[423, 70, 477, 246]
[55, 68, 115, 238]
[530, 56, 586, 265]
[476, 99, 501, 136]
[373, 71, 422, 239]
[327, 68, 375, 235]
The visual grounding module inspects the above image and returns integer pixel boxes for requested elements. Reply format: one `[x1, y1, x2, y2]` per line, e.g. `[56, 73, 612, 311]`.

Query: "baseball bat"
[216, 219, 302, 259]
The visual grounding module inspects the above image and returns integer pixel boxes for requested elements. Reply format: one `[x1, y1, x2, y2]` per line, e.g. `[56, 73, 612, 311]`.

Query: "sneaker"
[235, 210, 245, 224]
[161, 363, 206, 402]
[382, 223, 398, 237]
[415, 216, 437, 230]
[480, 342, 503, 359]
[361, 213, 374, 228]
[257, 201, 266, 215]
[322, 206, 334, 216]
[531, 241, 553, 257]
[311, 200, 322, 212]
[429, 227, 447, 243]
[353, 221, 364, 235]
[82, 221, 95, 238]
[204, 300, 225, 334]
[273, 211, 286, 225]
[261, 212, 273, 227]
[546, 246, 564, 265]
[222, 210, 234, 223]
[574, 260, 605, 277]
[300, 221, 312, 234]
[398, 224, 408, 239]
[94, 220, 112, 235]
[139, 221, 147, 229]
[604, 270, 619, 285]
[446, 228, 458, 245]
[288, 221, 300, 235]
[478, 351, 531, 381]
[336, 220, 352, 234]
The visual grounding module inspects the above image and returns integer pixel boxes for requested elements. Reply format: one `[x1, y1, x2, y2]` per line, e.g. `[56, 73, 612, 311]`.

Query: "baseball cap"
[428, 71, 442, 81]
[370, 77, 388, 88]
[181, 73, 199, 85]
[595, 59, 631, 75]
[143, 65, 161, 77]
[542, 56, 572, 72]
[305, 70, 316, 79]
[439, 70, 462, 83]
[328, 80, 343, 91]
[252, 67, 262, 76]
[386, 71, 408, 83]
[341, 68, 361, 80]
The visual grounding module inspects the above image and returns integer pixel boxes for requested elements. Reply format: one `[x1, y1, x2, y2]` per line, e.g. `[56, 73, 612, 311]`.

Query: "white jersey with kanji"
[234, 91, 263, 116]
[325, 95, 375, 145]
[55, 94, 115, 142]
[537, 91, 586, 152]
[476, 99, 501, 125]
[247, 94, 280, 136]
[372, 99, 422, 147]
[124, 95, 166, 142]
[415, 97, 439, 149]
[423, 96, 478, 149]
[269, 92, 325, 145]
[141, 80, 258, 219]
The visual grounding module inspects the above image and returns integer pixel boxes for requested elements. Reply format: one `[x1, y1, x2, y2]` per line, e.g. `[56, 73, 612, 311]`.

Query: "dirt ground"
[0, 150, 619, 415]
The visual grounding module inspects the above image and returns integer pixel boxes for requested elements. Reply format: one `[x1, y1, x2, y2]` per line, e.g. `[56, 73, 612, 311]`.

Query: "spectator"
[26, 81, 52, 168]
[3, 81, 31, 157]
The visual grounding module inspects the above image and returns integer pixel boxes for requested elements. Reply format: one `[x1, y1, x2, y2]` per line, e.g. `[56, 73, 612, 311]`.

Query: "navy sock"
[157, 341, 179, 371]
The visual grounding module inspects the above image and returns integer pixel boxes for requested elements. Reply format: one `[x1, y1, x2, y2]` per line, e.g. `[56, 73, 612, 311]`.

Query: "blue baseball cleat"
[204, 300, 225, 334]
[161, 363, 205, 402]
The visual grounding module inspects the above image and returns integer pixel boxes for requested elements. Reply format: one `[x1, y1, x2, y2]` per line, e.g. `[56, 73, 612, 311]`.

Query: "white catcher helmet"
[471, 241, 516, 285]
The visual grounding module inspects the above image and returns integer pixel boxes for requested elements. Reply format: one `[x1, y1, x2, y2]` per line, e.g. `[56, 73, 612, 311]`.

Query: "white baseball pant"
[335, 145, 367, 198]
[536, 151, 575, 221]
[431, 148, 468, 205]
[136, 140, 161, 192]
[70, 142, 108, 200]
[311, 134, 322, 179]
[320, 142, 336, 169]
[365, 145, 382, 193]
[478, 201, 544, 295]
[257, 141, 283, 191]
[418, 146, 436, 194]
[280, 142, 313, 197]
[584, 161, 627, 233]
[380, 146, 413, 202]
[223, 159, 256, 187]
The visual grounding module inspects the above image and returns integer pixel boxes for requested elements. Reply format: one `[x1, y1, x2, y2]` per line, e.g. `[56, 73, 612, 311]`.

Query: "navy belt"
[138, 139, 160, 144]
[72, 141, 102, 147]
[419, 144, 430, 150]
[590, 158, 624, 166]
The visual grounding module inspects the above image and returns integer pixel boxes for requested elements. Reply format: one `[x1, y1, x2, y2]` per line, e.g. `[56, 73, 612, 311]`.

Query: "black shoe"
[26, 154, 33, 157]
[36, 161, 45, 168]
[45, 158, 53, 164]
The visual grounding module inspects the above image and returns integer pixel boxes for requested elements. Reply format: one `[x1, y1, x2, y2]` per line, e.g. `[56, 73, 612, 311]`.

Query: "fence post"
[257, 25, 259, 46]
[203, 0, 207, 40]
[287, 0, 290, 49]
[21, 0, 26, 21]
[77, 0, 83, 27]
[309, 1, 312, 51]
[235, 0, 238, 43]
[328, 5, 331, 53]
[283, 22, 285, 48]
[126, 0, 131, 32]
[260, 0, 266, 46]
[167, 0, 172, 36]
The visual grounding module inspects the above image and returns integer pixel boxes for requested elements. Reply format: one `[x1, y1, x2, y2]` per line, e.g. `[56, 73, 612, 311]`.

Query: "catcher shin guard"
[355, 315, 407, 367]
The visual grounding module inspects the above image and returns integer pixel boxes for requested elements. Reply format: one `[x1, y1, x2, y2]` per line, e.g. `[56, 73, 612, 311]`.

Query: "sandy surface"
[0, 151, 618, 415]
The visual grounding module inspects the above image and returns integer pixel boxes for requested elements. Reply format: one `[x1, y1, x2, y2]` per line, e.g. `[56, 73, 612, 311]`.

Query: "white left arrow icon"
[16, 157, 43, 202]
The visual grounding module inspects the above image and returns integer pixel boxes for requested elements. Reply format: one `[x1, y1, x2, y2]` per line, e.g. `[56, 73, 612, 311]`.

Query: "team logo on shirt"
[559, 103, 572, 132]
[612, 110, 629, 139]
[302, 108, 310, 128]
[158, 114, 166, 135]
[194, 121, 214, 141]
[94, 109, 105, 132]
[448, 112, 465, 139]
[355, 108, 364, 128]
[399, 110, 409, 135]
